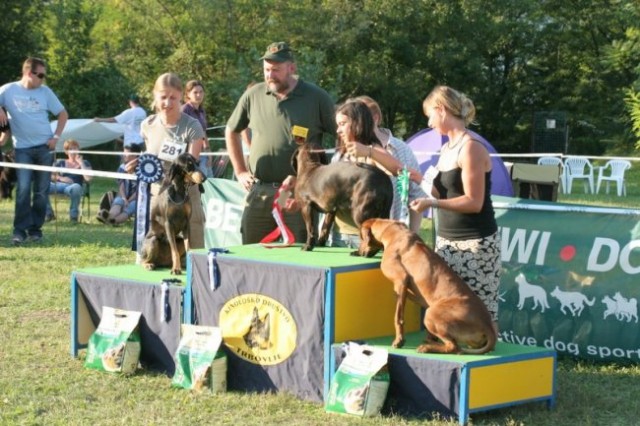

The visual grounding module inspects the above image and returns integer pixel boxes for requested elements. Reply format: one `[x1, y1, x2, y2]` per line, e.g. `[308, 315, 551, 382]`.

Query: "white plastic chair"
[537, 156, 565, 194]
[596, 159, 631, 196]
[563, 157, 594, 194]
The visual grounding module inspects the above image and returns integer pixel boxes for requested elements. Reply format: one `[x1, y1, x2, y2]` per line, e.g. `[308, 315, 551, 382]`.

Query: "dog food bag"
[326, 342, 390, 417]
[84, 307, 142, 374]
[171, 324, 227, 392]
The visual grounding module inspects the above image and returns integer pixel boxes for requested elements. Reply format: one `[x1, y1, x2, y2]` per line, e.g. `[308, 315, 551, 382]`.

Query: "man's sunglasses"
[31, 71, 46, 79]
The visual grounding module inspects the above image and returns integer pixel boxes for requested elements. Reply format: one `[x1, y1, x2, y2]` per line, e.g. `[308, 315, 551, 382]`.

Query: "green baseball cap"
[260, 42, 294, 62]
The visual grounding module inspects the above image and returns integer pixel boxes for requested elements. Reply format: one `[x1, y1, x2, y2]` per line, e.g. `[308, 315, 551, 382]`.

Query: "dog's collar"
[167, 187, 190, 205]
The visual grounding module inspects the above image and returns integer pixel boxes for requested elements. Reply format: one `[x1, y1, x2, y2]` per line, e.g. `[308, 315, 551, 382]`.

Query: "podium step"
[331, 332, 556, 424]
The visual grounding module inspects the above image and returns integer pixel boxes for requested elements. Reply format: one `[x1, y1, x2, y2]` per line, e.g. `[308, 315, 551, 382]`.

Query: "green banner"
[493, 196, 640, 363]
[202, 178, 244, 248]
[201, 185, 640, 363]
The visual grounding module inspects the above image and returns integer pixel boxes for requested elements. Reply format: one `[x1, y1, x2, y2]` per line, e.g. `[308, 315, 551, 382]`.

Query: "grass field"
[1, 165, 640, 425]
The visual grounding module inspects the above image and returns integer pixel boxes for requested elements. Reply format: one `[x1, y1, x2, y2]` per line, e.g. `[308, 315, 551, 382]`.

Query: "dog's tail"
[460, 330, 497, 355]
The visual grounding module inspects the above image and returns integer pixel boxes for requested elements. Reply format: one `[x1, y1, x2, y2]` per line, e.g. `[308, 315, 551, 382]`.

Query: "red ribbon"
[260, 186, 295, 248]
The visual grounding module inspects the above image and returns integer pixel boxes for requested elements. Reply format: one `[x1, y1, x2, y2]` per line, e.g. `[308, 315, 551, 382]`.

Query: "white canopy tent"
[50, 119, 124, 152]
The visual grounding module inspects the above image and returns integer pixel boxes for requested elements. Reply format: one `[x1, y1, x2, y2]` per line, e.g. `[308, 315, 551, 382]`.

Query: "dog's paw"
[170, 268, 183, 275]
[142, 262, 155, 271]
[349, 250, 362, 257]
[392, 337, 405, 348]
[416, 344, 431, 353]
[301, 244, 314, 252]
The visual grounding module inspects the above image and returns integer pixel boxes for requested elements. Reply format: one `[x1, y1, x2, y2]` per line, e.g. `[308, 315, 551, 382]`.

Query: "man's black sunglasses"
[31, 71, 46, 79]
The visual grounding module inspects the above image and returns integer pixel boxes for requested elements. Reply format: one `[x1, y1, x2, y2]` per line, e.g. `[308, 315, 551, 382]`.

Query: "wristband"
[52, 135, 60, 139]
[368, 145, 373, 158]
[433, 198, 439, 208]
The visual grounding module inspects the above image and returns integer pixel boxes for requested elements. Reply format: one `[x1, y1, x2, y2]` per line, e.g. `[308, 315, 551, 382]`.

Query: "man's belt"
[254, 180, 281, 188]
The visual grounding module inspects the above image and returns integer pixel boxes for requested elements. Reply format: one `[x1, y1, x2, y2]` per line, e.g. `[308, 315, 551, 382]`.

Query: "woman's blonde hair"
[152, 73, 183, 112]
[423, 85, 477, 126]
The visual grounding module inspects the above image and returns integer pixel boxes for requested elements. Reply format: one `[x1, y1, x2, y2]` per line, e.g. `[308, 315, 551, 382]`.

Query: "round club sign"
[219, 294, 297, 365]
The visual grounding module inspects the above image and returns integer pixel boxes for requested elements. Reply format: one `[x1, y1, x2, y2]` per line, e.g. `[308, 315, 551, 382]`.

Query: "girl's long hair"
[335, 99, 380, 155]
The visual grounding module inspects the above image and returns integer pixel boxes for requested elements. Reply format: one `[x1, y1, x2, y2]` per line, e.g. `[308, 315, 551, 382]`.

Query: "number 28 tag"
[158, 139, 185, 162]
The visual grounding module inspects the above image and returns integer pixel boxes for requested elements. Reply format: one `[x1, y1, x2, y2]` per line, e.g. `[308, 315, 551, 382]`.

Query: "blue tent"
[406, 128, 514, 197]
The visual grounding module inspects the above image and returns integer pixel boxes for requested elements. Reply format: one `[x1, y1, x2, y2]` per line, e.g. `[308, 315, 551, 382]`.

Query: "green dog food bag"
[326, 342, 390, 417]
[172, 324, 227, 392]
[84, 306, 142, 374]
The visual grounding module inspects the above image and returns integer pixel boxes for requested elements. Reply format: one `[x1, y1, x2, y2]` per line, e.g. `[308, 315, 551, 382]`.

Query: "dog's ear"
[290, 148, 299, 175]
[167, 162, 180, 183]
[359, 220, 382, 258]
[167, 154, 191, 183]
[307, 143, 326, 165]
[355, 220, 372, 257]
[360, 220, 373, 244]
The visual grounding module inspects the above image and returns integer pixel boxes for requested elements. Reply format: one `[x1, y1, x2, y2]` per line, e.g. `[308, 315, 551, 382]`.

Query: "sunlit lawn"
[1, 167, 640, 425]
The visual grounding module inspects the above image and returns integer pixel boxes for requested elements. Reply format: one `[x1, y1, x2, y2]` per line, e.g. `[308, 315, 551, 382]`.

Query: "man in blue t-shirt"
[0, 57, 68, 245]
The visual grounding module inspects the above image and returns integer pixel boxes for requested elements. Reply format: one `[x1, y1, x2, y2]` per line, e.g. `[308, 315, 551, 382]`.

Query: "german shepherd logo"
[243, 307, 271, 350]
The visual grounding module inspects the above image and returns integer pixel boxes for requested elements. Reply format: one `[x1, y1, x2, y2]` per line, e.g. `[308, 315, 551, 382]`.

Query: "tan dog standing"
[357, 218, 496, 354]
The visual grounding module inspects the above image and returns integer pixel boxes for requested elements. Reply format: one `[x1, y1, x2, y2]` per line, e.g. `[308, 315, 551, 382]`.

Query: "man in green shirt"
[225, 41, 336, 244]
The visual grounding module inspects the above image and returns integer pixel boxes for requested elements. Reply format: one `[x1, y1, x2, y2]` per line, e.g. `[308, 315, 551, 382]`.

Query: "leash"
[260, 185, 295, 248]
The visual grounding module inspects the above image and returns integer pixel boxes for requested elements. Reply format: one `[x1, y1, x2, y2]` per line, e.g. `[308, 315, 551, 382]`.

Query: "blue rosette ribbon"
[136, 154, 164, 184]
[134, 154, 164, 260]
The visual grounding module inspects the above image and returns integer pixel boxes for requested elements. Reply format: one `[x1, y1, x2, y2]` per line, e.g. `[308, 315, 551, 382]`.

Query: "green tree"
[31, 0, 640, 156]
[43, 0, 134, 119]
[523, 0, 639, 154]
[0, 0, 46, 85]
[607, 25, 640, 150]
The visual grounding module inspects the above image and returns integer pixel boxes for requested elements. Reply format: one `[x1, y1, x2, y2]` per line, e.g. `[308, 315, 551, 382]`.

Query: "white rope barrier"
[2, 148, 636, 181]
[411, 152, 640, 162]
[206, 125, 226, 131]
[66, 150, 131, 157]
[55, 145, 640, 162]
[0, 161, 135, 180]
[493, 201, 640, 216]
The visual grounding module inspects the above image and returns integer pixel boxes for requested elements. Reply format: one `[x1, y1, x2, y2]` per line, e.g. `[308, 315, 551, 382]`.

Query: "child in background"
[47, 139, 92, 223]
[96, 144, 140, 225]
